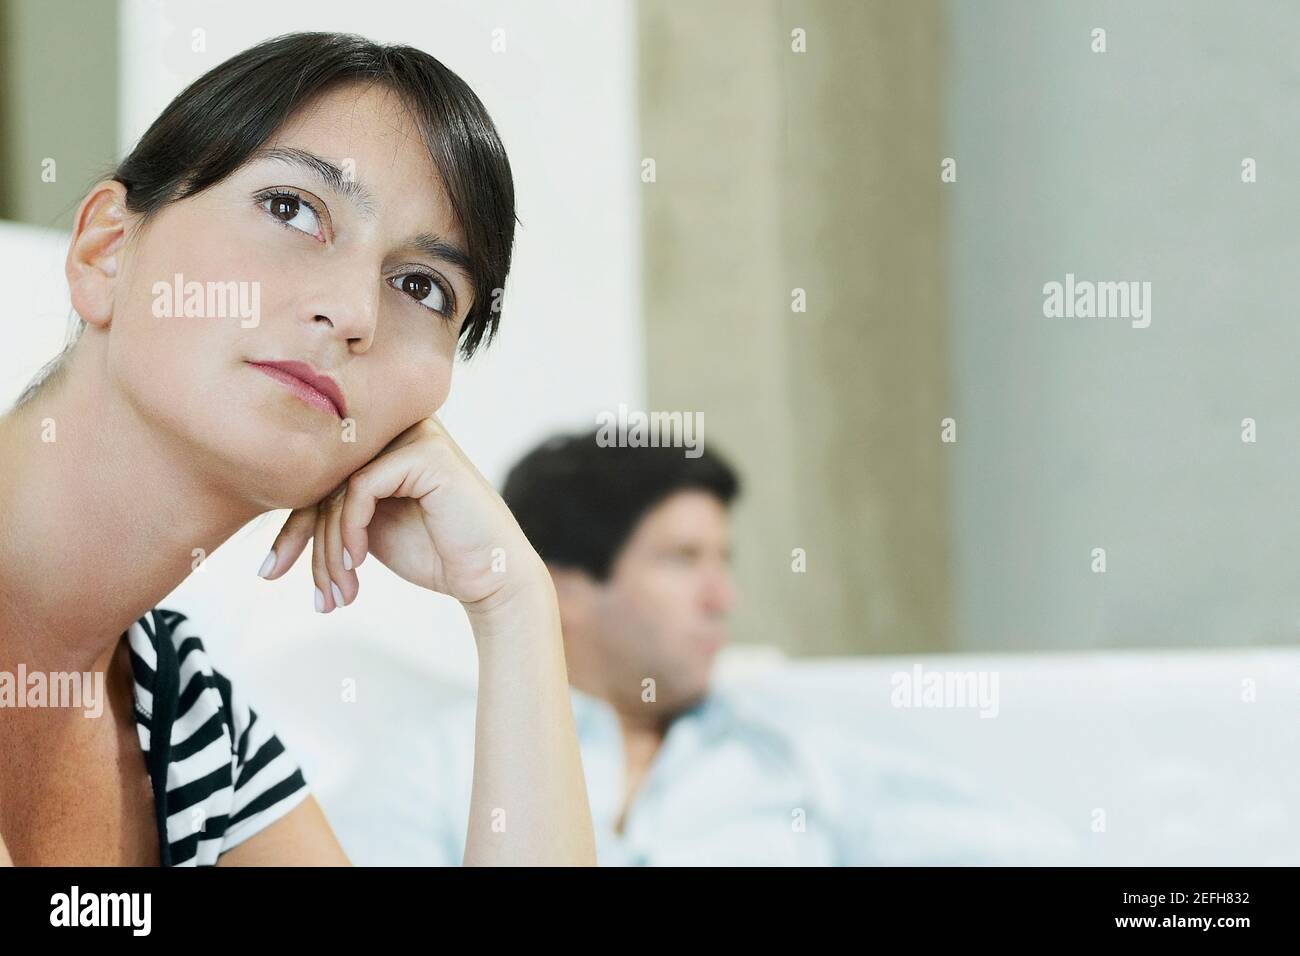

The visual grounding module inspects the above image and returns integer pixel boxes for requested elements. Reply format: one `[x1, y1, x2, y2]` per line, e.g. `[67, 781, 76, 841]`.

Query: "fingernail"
[314, 587, 325, 613]
[343, 548, 353, 572]
[331, 581, 345, 608]
[258, 550, 276, 578]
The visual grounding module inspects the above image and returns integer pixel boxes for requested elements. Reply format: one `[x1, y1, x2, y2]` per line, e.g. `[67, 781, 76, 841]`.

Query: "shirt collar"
[567, 684, 736, 744]
[568, 685, 616, 736]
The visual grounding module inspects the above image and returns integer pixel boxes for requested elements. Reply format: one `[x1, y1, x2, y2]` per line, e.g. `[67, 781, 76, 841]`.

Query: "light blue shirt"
[358, 685, 1078, 866]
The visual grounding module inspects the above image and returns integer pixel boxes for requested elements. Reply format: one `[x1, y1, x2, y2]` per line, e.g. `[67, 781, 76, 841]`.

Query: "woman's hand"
[260, 415, 547, 619]
[259, 414, 598, 864]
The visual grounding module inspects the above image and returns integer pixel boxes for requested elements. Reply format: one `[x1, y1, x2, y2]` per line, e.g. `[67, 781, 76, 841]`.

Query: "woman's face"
[105, 82, 470, 509]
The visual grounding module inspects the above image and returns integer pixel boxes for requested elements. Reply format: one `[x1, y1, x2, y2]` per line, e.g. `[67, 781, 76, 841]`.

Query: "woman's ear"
[65, 181, 131, 329]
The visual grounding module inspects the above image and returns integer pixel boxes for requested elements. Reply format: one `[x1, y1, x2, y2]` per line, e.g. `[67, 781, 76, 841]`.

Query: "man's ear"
[65, 180, 131, 329]
[550, 565, 600, 631]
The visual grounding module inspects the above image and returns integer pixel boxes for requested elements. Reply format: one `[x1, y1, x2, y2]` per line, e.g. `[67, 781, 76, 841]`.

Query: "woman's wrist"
[462, 553, 559, 647]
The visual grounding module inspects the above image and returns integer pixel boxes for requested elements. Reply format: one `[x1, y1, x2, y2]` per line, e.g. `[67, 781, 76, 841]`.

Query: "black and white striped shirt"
[127, 608, 309, 866]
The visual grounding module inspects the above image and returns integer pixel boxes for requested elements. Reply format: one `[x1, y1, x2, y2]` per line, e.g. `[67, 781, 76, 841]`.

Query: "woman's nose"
[311, 310, 375, 351]
[307, 266, 380, 350]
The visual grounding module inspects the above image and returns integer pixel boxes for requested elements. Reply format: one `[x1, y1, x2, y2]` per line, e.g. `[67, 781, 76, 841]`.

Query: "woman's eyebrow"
[252, 145, 472, 281]
[405, 233, 473, 283]
[251, 145, 377, 217]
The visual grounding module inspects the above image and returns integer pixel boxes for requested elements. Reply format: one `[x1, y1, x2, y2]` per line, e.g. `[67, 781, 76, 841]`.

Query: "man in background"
[405, 431, 1076, 865]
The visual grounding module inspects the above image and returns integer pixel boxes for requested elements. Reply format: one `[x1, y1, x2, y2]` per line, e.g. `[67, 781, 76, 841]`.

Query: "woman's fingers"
[258, 418, 455, 608]
[321, 487, 358, 606]
[260, 489, 361, 613]
[310, 506, 335, 613]
[261, 505, 318, 580]
[338, 442, 435, 569]
[338, 480, 371, 573]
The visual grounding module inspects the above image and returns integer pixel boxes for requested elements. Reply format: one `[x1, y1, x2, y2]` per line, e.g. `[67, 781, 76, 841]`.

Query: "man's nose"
[703, 563, 738, 615]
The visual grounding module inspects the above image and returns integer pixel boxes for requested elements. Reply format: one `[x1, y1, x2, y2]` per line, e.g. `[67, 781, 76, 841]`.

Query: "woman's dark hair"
[114, 31, 515, 359]
[13, 32, 515, 410]
[502, 431, 741, 581]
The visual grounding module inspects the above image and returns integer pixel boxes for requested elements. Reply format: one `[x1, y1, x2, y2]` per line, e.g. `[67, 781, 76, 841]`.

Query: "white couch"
[224, 632, 1300, 866]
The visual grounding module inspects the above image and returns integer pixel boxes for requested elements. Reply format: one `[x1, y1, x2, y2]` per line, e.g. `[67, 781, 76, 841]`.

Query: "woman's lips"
[247, 361, 346, 418]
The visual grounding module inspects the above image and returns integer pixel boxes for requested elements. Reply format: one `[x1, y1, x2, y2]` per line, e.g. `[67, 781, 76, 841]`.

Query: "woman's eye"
[392, 272, 448, 313]
[261, 194, 321, 238]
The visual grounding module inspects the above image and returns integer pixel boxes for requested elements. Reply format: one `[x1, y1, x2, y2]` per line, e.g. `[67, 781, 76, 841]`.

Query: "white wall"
[114, 0, 644, 688]
[0, 223, 75, 402]
[946, 0, 1300, 651]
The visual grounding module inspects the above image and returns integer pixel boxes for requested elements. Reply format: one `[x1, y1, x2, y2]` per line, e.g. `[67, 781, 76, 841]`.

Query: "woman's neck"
[0, 352, 259, 674]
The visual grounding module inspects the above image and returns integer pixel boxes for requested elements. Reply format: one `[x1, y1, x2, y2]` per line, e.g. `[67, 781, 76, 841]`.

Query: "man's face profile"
[581, 489, 737, 714]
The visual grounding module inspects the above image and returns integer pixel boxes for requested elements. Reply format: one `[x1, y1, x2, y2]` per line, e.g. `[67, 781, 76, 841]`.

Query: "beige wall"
[638, 0, 951, 655]
[0, 0, 117, 228]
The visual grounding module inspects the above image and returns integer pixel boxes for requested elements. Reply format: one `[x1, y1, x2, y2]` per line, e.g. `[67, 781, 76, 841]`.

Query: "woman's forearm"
[462, 576, 597, 866]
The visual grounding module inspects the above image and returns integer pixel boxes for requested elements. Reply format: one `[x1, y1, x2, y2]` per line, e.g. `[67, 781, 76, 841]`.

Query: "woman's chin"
[219, 444, 350, 512]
